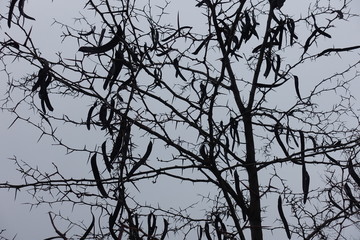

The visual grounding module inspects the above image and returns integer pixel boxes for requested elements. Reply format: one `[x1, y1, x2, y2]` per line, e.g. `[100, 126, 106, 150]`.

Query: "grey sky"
[1, 0, 360, 239]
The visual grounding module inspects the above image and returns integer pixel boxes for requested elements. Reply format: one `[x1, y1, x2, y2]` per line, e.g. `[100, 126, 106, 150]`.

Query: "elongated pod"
[348, 158, 360, 187]
[234, 171, 248, 220]
[127, 141, 153, 177]
[79, 213, 95, 240]
[86, 102, 97, 130]
[274, 123, 289, 158]
[79, 26, 123, 54]
[278, 196, 291, 239]
[102, 141, 113, 173]
[7, 0, 18, 28]
[160, 219, 169, 240]
[90, 153, 108, 198]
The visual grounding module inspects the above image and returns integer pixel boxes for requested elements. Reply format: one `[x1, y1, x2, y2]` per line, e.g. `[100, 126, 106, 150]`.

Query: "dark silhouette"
[1, 0, 360, 239]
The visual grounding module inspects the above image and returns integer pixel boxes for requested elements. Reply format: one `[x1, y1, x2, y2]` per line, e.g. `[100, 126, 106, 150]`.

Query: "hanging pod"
[90, 153, 108, 198]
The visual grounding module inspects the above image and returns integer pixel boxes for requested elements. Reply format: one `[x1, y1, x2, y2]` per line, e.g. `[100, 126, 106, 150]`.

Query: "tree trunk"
[243, 113, 263, 240]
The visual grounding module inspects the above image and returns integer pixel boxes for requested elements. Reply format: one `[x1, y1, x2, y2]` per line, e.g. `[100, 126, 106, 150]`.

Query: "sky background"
[1, 0, 360, 239]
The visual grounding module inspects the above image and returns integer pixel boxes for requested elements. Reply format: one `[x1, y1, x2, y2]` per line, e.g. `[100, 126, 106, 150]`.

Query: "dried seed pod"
[107, 99, 115, 125]
[263, 51, 272, 78]
[32, 67, 48, 92]
[302, 166, 310, 204]
[286, 18, 298, 45]
[173, 58, 186, 81]
[274, 123, 289, 158]
[90, 153, 108, 198]
[98, 28, 106, 46]
[147, 212, 156, 237]
[160, 219, 169, 240]
[204, 222, 211, 240]
[99, 103, 108, 127]
[277, 196, 291, 239]
[348, 158, 360, 187]
[104, 48, 123, 90]
[234, 171, 248, 220]
[109, 194, 123, 239]
[86, 102, 97, 130]
[79, 26, 123, 54]
[294, 75, 302, 101]
[193, 34, 212, 55]
[110, 130, 123, 162]
[102, 141, 113, 173]
[18, 0, 35, 21]
[7, 0, 18, 28]
[127, 141, 153, 177]
[79, 213, 95, 240]
[274, 54, 281, 80]
[299, 130, 305, 162]
[303, 30, 317, 54]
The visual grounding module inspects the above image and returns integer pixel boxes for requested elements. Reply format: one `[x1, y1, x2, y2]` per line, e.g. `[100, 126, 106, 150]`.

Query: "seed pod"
[7, 0, 18, 28]
[274, 123, 289, 158]
[197, 225, 203, 240]
[79, 26, 123, 54]
[214, 215, 226, 239]
[104, 48, 123, 90]
[286, 18, 298, 45]
[39, 74, 54, 112]
[299, 130, 305, 162]
[193, 34, 212, 55]
[294, 75, 302, 101]
[40, 91, 54, 112]
[348, 158, 360, 187]
[277, 196, 291, 239]
[303, 30, 317, 54]
[204, 222, 211, 240]
[150, 27, 159, 50]
[102, 141, 113, 173]
[18, 0, 35, 21]
[314, 22, 332, 39]
[99, 103, 107, 127]
[263, 51, 272, 78]
[32, 67, 48, 92]
[79, 213, 95, 240]
[161, 26, 192, 42]
[160, 219, 169, 240]
[107, 98, 115, 126]
[127, 141, 153, 177]
[109, 194, 123, 239]
[110, 130, 123, 162]
[86, 102, 97, 130]
[274, 54, 281, 81]
[90, 153, 108, 198]
[98, 28, 106, 46]
[173, 58, 186, 81]
[234, 171, 247, 220]
[38, 74, 54, 112]
[147, 212, 156, 237]
[302, 166, 310, 204]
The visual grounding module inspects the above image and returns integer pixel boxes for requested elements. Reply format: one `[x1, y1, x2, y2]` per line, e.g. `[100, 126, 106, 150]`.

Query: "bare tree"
[1, 0, 360, 239]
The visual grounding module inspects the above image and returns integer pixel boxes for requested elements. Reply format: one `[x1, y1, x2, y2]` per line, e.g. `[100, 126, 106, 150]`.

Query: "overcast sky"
[1, 0, 360, 239]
